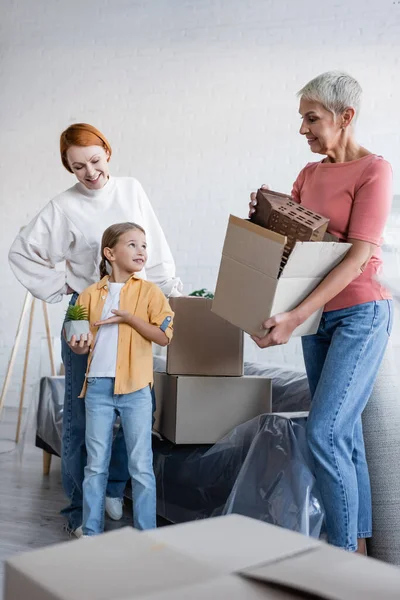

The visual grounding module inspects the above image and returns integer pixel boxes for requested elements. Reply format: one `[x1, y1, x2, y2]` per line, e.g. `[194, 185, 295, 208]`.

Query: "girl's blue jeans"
[82, 377, 156, 535]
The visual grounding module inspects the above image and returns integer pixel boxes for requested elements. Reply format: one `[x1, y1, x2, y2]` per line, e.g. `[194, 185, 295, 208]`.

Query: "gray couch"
[363, 342, 400, 564]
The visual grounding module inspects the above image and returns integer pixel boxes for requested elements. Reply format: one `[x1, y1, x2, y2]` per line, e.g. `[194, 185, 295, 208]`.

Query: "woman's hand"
[94, 309, 131, 327]
[66, 285, 75, 295]
[249, 184, 269, 217]
[67, 332, 93, 354]
[251, 311, 301, 349]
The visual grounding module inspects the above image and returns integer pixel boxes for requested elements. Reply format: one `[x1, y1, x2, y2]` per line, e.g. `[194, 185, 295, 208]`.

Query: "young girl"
[68, 222, 174, 535]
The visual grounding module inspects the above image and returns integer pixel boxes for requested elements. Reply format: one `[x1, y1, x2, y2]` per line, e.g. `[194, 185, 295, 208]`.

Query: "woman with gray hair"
[249, 71, 393, 553]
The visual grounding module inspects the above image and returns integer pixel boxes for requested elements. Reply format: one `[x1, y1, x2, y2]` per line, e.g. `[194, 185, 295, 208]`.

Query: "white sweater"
[9, 177, 183, 303]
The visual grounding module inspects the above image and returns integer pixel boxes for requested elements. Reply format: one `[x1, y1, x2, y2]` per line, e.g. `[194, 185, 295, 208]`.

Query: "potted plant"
[64, 305, 90, 342]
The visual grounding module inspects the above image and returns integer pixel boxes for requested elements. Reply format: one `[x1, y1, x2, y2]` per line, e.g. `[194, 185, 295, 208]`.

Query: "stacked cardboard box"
[153, 297, 272, 444]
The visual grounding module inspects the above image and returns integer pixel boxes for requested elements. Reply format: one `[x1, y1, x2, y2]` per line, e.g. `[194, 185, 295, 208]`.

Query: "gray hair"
[297, 71, 362, 120]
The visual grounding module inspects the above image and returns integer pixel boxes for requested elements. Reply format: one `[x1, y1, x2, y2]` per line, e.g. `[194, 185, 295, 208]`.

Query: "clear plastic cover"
[154, 412, 324, 538]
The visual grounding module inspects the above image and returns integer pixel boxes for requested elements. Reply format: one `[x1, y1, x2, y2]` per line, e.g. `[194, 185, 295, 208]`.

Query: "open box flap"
[240, 544, 400, 600]
[223, 215, 286, 279]
[146, 514, 319, 575]
[280, 242, 351, 279]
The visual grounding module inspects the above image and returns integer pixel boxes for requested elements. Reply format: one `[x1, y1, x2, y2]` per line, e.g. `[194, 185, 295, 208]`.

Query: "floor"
[0, 408, 140, 599]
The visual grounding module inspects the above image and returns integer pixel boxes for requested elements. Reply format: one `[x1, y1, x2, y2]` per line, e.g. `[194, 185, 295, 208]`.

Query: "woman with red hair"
[9, 123, 182, 537]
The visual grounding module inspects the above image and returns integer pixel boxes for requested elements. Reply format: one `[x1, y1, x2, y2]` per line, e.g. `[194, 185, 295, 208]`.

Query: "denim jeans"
[302, 300, 393, 551]
[83, 377, 156, 535]
[60, 294, 129, 531]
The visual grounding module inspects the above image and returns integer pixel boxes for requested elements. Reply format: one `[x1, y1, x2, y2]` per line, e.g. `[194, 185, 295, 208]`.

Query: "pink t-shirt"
[291, 154, 392, 312]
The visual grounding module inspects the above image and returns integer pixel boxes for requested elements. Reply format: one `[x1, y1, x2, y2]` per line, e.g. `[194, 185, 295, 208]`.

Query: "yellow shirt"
[77, 275, 174, 397]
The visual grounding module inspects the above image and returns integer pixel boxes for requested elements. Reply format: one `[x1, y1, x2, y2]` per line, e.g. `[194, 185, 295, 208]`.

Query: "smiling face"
[66, 144, 110, 190]
[299, 97, 345, 156]
[104, 229, 148, 279]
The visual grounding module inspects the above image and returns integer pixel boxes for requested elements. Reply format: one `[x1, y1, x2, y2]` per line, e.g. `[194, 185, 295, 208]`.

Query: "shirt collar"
[97, 274, 139, 289]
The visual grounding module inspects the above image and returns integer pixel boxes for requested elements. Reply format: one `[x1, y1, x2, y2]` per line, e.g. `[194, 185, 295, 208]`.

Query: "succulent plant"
[65, 304, 89, 322]
[189, 288, 214, 299]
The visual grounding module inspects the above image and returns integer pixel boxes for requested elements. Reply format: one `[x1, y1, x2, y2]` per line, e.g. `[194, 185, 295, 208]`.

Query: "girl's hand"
[249, 184, 269, 217]
[67, 332, 93, 354]
[94, 309, 131, 327]
[251, 311, 300, 349]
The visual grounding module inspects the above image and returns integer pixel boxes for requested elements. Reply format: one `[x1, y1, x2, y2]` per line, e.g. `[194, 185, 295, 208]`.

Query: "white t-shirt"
[88, 282, 125, 378]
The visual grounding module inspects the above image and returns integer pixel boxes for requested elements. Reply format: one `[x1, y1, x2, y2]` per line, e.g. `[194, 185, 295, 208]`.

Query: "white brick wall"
[1, 0, 399, 406]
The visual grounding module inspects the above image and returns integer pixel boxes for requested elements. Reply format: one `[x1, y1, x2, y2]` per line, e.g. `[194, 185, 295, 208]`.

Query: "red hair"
[60, 123, 112, 173]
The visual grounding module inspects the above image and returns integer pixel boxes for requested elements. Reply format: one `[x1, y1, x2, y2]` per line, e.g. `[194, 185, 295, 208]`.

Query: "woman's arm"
[252, 240, 375, 348]
[9, 202, 73, 303]
[293, 240, 376, 324]
[136, 181, 183, 298]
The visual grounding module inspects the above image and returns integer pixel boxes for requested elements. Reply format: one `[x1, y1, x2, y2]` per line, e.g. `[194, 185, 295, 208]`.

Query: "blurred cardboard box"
[6, 515, 400, 600]
[4, 527, 217, 600]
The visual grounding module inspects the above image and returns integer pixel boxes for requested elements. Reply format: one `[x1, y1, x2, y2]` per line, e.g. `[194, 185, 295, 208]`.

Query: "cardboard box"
[7, 515, 400, 600]
[251, 189, 329, 272]
[166, 297, 243, 376]
[212, 215, 351, 337]
[135, 576, 277, 600]
[153, 372, 272, 444]
[240, 542, 400, 600]
[135, 515, 400, 600]
[4, 527, 218, 600]
[146, 513, 319, 573]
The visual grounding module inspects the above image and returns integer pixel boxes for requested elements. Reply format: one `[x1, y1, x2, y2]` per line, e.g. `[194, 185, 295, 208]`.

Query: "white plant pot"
[64, 320, 90, 343]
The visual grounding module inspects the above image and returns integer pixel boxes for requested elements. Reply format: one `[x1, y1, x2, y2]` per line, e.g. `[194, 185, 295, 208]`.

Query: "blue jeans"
[60, 294, 129, 531]
[302, 300, 393, 551]
[83, 378, 156, 535]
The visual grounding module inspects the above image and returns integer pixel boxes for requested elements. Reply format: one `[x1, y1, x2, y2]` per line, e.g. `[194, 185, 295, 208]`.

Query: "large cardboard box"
[6, 515, 400, 600]
[166, 297, 243, 376]
[146, 513, 319, 572]
[153, 372, 272, 444]
[212, 215, 351, 338]
[4, 527, 218, 600]
[133, 516, 400, 600]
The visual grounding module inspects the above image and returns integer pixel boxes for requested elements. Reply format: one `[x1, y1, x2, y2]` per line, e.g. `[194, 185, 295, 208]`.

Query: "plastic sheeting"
[153, 412, 324, 538]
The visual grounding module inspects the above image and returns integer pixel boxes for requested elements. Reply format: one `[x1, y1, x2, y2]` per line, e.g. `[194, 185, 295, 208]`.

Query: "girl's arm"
[68, 332, 93, 354]
[94, 285, 174, 347]
[94, 310, 170, 346]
